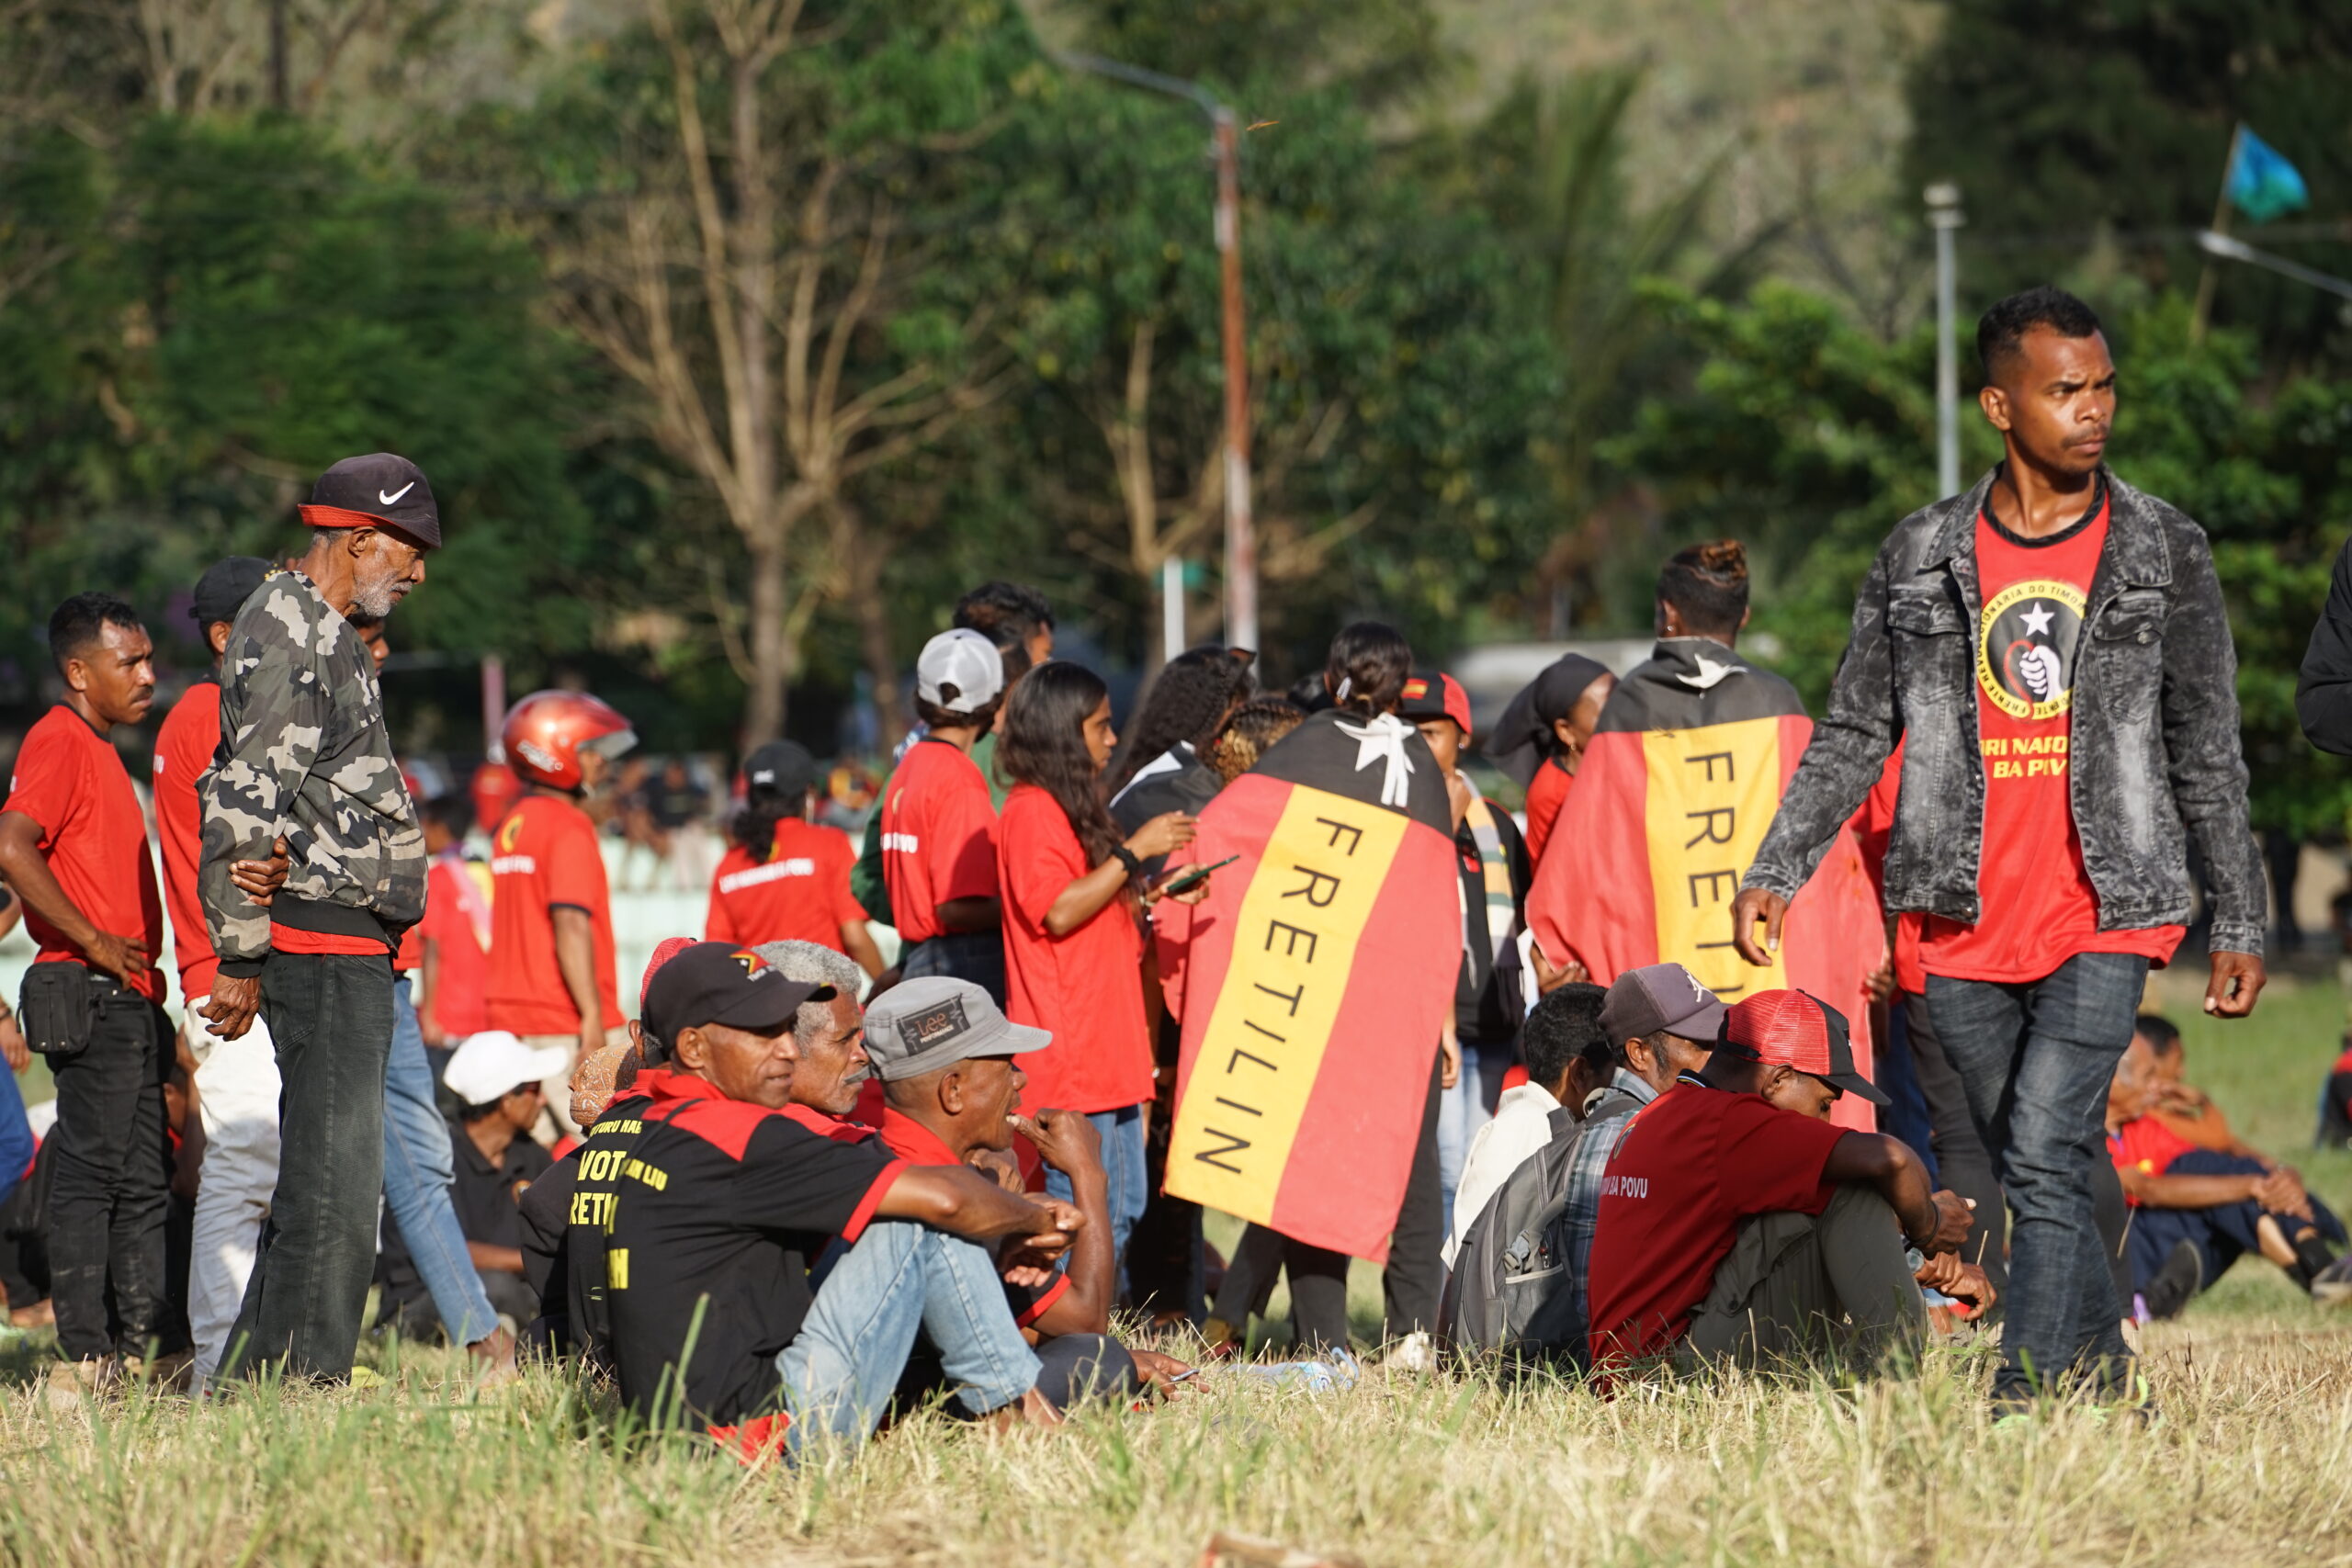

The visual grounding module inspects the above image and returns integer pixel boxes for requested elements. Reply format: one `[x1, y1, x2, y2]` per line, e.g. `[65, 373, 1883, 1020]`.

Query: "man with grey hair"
[756, 940, 871, 1123]
[199, 453, 439, 1382]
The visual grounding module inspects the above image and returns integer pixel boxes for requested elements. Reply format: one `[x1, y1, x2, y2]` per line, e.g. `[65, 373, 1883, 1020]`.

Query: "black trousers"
[45, 982, 174, 1361]
[1210, 1049, 1444, 1351]
[223, 952, 394, 1382]
[1902, 990, 2008, 1299]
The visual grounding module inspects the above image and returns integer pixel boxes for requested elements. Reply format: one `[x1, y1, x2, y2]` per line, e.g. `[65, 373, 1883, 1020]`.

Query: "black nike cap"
[298, 453, 442, 549]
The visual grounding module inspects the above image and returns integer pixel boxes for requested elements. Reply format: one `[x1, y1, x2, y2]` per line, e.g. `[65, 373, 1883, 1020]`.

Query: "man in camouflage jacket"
[199, 453, 438, 1382]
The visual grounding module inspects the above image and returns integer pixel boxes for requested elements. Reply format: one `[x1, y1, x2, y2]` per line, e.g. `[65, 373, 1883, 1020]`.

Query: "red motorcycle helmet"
[501, 690, 636, 792]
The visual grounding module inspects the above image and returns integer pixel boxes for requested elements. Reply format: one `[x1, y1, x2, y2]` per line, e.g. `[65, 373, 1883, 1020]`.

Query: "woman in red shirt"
[706, 740, 885, 977]
[1483, 652, 1615, 870]
[995, 661, 1194, 1275]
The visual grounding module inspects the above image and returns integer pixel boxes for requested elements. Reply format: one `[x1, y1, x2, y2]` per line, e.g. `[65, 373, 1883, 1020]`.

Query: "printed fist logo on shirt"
[1976, 581, 2086, 721]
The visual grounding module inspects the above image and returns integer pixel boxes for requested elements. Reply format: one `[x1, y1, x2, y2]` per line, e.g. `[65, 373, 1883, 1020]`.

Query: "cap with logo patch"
[298, 452, 442, 548]
[1600, 962, 1728, 1049]
[862, 976, 1051, 1082]
[1397, 671, 1473, 737]
[1717, 988, 1888, 1106]
[639, 941, 831, 1063]
[742, 739, 820, 804]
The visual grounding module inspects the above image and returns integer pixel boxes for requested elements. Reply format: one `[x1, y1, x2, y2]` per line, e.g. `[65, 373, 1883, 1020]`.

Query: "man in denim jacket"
[1731, 287, 2266, 1416]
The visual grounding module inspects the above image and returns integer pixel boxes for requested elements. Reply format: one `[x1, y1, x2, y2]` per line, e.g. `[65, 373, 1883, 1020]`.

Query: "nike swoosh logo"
[379, 481, 415, 506]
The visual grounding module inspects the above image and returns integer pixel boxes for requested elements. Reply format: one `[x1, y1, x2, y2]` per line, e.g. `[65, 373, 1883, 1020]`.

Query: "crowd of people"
[3, 284, 2352, 1451]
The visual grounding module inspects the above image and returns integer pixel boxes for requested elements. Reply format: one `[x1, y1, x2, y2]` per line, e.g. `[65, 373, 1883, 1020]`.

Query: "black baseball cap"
[639, 941, 831, 1062]
[190, 557, 274, 628]
[298, 453, 442, 549]
[742, 740, 820, 803]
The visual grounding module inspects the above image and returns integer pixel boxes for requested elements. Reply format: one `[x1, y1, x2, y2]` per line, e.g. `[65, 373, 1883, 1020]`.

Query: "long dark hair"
[732, 794, 793, 863]
[998, 660, 1123, 863]
[1323, 622, 1413, 716]
[1105, 646, 1255, 795]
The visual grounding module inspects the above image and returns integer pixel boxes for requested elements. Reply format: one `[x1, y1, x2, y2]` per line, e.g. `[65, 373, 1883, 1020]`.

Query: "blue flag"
[2228, 127, 2309, 223]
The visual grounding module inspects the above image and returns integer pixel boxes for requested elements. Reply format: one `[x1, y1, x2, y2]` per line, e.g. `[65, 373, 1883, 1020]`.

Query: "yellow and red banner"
[1155, 710, 1458, 1260]
[1526, 645, 1885, 1129]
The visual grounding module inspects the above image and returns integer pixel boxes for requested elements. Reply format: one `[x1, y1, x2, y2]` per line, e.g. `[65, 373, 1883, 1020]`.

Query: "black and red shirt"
[567, 1069, 906, 1430]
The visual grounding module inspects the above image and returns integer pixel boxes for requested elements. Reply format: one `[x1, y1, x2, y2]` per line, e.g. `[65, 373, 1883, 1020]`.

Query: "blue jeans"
[1926, 952, 2148, 1404]
[776, 1219, 1040, 1458]
[1434, 1039, 1510, 1236]
[1040, 1104, 1148, 1295]
[383, 977, 499, 1347]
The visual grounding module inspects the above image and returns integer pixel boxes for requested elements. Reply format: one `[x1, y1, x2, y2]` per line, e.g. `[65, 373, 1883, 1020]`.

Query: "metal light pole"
[1926, 183, 1965, 501]
[1054, 51, 1258, 655]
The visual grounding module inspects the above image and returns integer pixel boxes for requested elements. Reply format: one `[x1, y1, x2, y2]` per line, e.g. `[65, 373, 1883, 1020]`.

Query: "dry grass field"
[3, 970, 2347, 1567]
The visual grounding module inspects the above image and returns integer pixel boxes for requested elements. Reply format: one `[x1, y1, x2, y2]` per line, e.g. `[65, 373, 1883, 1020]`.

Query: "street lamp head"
[1925, 182, 1965, 227]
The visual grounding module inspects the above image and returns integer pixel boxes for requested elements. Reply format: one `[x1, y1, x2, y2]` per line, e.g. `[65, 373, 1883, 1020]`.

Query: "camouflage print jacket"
[198, 568, 424, 976]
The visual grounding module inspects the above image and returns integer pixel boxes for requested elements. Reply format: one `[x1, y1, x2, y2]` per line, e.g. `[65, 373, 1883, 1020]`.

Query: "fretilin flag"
[1155, 707, 1458, 1260]
[1526, 640, 1884, 1130]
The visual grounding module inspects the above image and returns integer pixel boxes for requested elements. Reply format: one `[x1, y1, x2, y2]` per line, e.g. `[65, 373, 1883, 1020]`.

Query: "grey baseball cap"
[863, 977, 1050, 1081]
[1600, 962, 1728, 1049]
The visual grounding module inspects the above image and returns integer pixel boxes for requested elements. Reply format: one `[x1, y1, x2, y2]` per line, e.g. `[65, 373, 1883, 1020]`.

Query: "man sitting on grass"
[2107, 1031, 2350, 1315]
[1587, 990, 1983, 1374]
[566, 942, 1083, 1459]
[1441, 981, 1613, 1270]
[865, 977, 1190, 1407]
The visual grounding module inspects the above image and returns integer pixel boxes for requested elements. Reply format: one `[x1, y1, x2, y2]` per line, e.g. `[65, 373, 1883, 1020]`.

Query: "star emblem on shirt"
[2018, 602, 2055, 637]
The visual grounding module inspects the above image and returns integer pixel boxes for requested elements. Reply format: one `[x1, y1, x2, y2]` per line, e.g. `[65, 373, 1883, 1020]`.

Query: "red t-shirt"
[153, 680, 221, 1000]
[1915, 498, 2183, 984]
[1586, 1079, 1849, 1366]
[705, 819, 865, 951]
[2108, 1114, 2199, 1206]
[997, 784, 1153, 1114]
[1522, 758, 1573, 869]
[6, 705, 166, 1002]
[419, 853, 492, 1038]
[486, 794, 622, 1035]
[878, 740, 998, 945]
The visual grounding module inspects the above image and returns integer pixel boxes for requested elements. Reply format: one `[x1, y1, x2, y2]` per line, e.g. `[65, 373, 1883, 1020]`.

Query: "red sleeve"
[933, 774, 1001, 905]
[4, 724, 82, 843]
[545, 812, 606, 910]
[1716, 1097, 1848, 1220]
[1000, 792, 1085, 928]
[419, 867, 454, 942]
[828, 831, 866, 925]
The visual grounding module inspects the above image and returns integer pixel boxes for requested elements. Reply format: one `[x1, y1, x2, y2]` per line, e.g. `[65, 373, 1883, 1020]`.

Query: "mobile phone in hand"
[1159, 854, 1239, 897]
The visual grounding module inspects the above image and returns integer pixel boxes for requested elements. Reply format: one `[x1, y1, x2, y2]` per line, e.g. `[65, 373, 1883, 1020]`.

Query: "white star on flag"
[2019, 602, 2055, 637]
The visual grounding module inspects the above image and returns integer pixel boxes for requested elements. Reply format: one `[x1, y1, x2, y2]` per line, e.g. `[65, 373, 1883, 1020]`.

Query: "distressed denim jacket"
[1743, 467, 2265, 958]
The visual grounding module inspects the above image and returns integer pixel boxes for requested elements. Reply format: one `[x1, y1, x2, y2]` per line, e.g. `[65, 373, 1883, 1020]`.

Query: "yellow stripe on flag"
[1168, 783, 1409, 1220]
[1642, 716, 1786, 1000]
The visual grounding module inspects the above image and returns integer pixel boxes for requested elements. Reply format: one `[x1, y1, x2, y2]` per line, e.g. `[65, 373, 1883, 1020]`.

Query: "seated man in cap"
[864, 977, 1192, 1408]
[1588, 990, 1984, 1375]
[517, 939, 698, 1363]
[1442, 967, 1729, 1366]
[568, 942, 1082, 1457]
[379, 1032, 565, 1337]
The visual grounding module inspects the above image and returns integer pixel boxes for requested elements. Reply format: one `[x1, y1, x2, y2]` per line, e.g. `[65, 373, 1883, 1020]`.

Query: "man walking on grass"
[200, 454, 438, 1382]
[1732, 287, 2267, 1416]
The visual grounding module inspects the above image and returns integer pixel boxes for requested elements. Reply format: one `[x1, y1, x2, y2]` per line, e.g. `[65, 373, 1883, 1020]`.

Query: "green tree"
[1905, 0, 2352, 367]
[0, 118, 598, 724]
